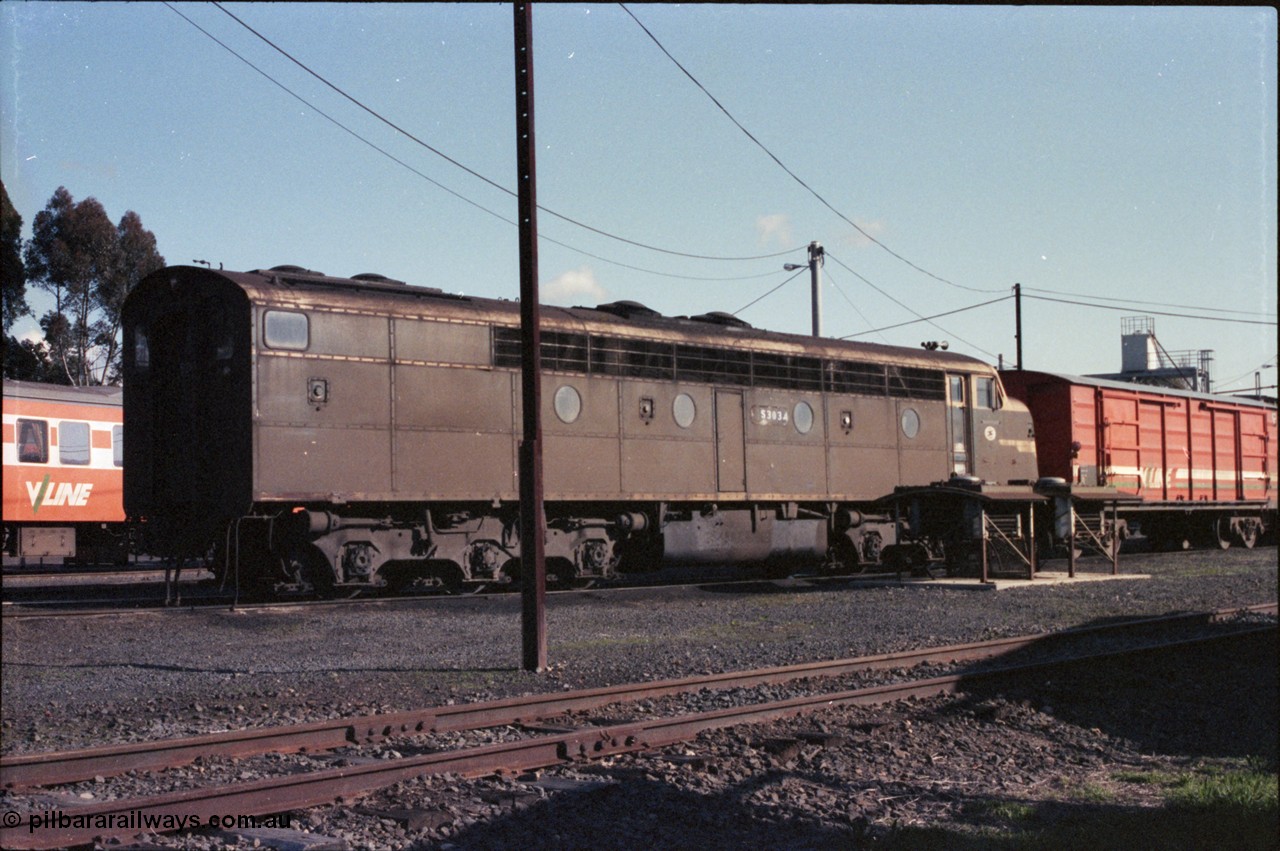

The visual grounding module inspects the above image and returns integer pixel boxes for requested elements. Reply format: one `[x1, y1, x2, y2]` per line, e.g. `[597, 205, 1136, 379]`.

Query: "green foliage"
[20, 186, 164, 385]
[1, 179, 28, 333]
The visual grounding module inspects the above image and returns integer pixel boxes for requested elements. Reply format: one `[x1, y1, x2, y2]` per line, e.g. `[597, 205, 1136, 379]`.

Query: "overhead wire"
[826, 253, 998, 358]
[620, 3, 1003, 296]
[211, 2, 803, 264]
[166, 3, 802, 284]
[185, 4, 1273, 357]
[731, 267, 809, 316]
[840, 295, 1013, 339]
[621, 4, 1277, 355]
[822, 265, 889, 344]
[1021, 294, 1277, 326]
[1021, 285, 1276, 318]
[1213, 383, 1277, 395]
[1216, 359, 1277, 389]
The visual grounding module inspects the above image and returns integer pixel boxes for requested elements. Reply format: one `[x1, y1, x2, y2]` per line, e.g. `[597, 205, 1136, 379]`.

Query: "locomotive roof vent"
[686, 311, 752, 329]
[351, 273, 407, 286]
[264, 264, 325, 276]
[593, 300, 663, 320]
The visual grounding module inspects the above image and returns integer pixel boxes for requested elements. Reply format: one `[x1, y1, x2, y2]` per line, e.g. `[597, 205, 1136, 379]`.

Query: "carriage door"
[714, 390, 746, 492]
[948, 375, 972, 476]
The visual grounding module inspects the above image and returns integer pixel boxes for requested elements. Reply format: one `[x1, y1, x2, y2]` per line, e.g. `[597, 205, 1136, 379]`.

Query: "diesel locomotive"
[121, 264, 1046, 594]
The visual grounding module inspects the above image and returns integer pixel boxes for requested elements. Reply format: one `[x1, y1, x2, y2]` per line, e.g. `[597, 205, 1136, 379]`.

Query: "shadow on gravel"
[433, 772, 870, 850]
[949, 624, 1277, 768]
[693, 575, 910, 596]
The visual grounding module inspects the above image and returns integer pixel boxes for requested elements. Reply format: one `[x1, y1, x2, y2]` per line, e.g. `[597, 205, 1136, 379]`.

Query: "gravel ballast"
[1, 547, 1275, 849]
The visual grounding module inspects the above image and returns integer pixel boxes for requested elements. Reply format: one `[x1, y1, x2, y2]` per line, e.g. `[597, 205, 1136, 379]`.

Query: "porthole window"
[264, 310, 309, 350]
[673, 393, 696, 428]
[901, 408, 921, 439]
[793, 401, 814, 435]
[553, 384, 582, 424]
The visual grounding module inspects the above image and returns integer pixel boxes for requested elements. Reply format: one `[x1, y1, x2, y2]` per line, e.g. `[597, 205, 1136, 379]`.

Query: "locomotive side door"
[947, 374, 972, 476]
[714, 390, 747, 493]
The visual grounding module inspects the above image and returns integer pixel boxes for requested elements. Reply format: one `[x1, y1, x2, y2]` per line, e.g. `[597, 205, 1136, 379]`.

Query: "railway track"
[2, 602, 1273, 849]
[4, 540, 1266, 620]
[0, 566, 920, 621]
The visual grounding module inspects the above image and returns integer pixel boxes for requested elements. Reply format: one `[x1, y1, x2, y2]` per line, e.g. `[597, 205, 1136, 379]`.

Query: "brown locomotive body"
[123, 265, 1039, 594]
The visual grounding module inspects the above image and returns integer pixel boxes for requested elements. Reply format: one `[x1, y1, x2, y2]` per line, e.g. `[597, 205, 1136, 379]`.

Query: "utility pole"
[1013, 282, 1023, 371]
[513, 1, 547, 672]
[785, 241, 824, 337]
[808, 241, 824, 337]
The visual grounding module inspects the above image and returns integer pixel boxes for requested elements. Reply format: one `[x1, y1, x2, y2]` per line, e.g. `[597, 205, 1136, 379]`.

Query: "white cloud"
[543, 265, 606, 306]
[756, 213, 794, 248]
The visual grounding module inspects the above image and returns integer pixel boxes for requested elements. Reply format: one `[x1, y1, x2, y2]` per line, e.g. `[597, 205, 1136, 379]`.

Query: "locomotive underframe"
[210, 498, 904, 596]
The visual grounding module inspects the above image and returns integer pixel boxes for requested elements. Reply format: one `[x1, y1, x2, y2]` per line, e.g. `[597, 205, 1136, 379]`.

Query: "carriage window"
[264, 310, 309, 350]
[113, 425, 124, 467]
[17, 419, 48, 463]
[59, 421, 91, 465]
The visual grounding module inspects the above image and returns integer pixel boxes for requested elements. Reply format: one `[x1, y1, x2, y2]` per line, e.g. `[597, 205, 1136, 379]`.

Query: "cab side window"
[976, 377, 998, 410]
[17, 419, 49, 463]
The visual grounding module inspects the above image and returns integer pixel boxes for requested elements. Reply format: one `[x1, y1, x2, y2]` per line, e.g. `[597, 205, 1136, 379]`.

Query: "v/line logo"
[25, 476, 94, 511]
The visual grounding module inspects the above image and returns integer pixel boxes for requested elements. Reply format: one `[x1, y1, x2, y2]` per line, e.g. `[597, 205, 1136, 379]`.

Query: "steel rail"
[0, 573, 821, 620]
[1, 622, 1273, 850]
[3, 603, 1272, 790]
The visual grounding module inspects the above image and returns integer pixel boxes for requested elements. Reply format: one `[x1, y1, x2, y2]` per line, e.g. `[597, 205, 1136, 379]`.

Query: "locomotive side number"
[751, 405, 790, 426]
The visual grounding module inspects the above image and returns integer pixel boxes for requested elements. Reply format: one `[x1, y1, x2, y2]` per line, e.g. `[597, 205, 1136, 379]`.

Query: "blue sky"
[3, 4, 1275, 392]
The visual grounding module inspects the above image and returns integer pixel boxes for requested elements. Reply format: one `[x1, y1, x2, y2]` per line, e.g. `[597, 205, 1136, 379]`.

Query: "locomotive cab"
[122, 267, 254, 558]
[959, 372, 1037, 485]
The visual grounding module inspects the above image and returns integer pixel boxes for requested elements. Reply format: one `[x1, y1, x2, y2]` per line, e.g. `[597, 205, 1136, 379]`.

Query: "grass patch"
[1166, 762, 1278, 816]
[879, 762, 1278, 850]
[1112, 769, 1180, 786]
[967, 800, 1036, 823]
[1069, 780, 1115, 803]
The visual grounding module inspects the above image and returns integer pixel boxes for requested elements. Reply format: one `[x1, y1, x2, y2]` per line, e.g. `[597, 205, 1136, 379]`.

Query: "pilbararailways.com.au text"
[21, 809, 288, 833]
